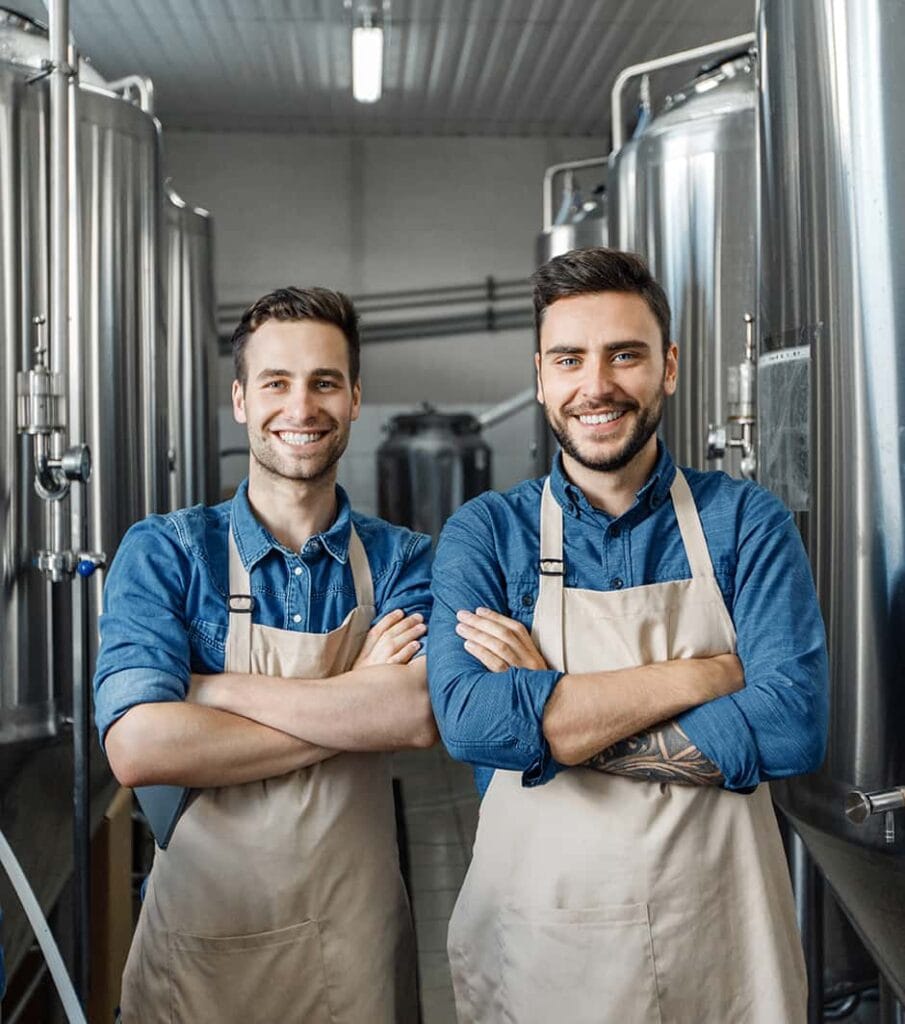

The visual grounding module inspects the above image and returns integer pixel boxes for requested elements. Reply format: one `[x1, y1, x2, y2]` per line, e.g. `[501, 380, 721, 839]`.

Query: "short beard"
[548, 391, 663, 473]
[249, 421, 350, 484]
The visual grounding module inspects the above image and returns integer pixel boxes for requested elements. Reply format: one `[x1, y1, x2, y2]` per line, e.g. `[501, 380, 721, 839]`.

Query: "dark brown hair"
[531, 247, 671, 353]
[231, 286, 361, 387]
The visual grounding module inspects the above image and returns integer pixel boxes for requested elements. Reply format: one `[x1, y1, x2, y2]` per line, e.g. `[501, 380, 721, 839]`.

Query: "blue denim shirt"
[94, 480, 432, 743]
[427, 444, 828, 795]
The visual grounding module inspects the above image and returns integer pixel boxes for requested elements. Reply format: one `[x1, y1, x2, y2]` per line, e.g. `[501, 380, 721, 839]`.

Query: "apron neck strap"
[227, 523, 254, 674]
[536, 478, 566, 670]
[347, 525, 375, 608]
[669, 469, 715, 579]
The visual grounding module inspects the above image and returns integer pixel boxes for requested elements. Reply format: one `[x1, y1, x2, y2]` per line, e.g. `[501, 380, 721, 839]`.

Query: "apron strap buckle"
[539, 558, 564, 577]
[228, 594, 255, 613]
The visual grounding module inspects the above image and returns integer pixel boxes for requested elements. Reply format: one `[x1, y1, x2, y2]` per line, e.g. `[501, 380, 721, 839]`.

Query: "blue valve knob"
[77, 559, 97, 578]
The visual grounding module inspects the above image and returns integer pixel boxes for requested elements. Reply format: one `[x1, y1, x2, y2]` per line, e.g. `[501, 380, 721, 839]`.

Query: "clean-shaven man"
[95, 287, 436, 1023]
[428, 248, 827, 1023]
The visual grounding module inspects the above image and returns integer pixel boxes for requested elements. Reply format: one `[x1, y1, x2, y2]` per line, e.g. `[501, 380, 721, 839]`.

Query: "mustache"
[563, 400, 638, 417]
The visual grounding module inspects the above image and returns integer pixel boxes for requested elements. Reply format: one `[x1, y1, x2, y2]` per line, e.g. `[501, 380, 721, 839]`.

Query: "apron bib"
[448, 471, 806, 1024]
[121, 519, 418, 1023]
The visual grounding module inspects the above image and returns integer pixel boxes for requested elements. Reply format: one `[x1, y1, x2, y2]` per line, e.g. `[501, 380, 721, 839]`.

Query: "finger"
[463, 640, 509, 672]
[386, 622, 427, 650]
[388, 640, 422, 665]
[369, 608, 406, 637]
[455, 622, 519, 663]
[381, 612, 424, 640]
[457, 609, 523, 645]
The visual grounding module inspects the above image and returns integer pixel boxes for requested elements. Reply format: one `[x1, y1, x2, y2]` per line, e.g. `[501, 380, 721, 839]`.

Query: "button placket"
[290, 558, 309, 630]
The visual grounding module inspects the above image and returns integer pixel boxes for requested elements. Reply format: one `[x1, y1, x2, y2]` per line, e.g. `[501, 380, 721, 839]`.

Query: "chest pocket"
[189, 618, 228, 671]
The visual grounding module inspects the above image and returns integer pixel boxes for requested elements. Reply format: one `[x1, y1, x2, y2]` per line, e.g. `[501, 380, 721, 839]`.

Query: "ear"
[232, 379, 247, 423]
[350, 379, 362, 422]
[535, 351, 545, 404]
[664, 343, 678, 397]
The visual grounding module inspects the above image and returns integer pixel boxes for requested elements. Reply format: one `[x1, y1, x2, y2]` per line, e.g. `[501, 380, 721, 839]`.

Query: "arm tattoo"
[582, 721, 724, 786]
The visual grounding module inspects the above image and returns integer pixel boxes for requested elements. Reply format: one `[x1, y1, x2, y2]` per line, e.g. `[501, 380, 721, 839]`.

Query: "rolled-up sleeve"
[93, 517, 193, 744]
[427, 499, 562, 785]
[376, 530, 433, 623]
[679, 487, 829, 791]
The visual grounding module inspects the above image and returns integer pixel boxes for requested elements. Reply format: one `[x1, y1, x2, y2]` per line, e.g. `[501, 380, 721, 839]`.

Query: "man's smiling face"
[232, 318, 361, 484]
[535, 290, 677, 474]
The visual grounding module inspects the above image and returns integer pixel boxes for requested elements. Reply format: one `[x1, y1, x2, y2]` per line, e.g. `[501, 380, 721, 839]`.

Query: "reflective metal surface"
[166, 189, 218, 509]
[377, 407, 491, 542]
[758, 0, 905, 854]
[0, 62, 55, 744]
[612, 54, 756, 476]
[535, 211, 608, 266]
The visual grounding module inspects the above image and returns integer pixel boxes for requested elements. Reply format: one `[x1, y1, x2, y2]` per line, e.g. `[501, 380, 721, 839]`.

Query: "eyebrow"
[544, 340, 651, 356]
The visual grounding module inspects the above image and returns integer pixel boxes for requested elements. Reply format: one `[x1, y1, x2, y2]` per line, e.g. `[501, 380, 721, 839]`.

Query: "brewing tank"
[166, 187, 219, 509]
[758, 0, 905, 855]
[0, 10, 167, 745]
[536, 189, 608, 265]
[612, 53, 756, 475]
[377, 406, 491, 542]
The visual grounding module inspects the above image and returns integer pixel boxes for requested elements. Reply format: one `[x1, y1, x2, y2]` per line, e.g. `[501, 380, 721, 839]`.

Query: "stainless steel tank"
[166, 186, 219, 509]
[612, 53, 756, 476]
[0, 9, 166, 745]
[758, 0, 905, 856]
[377, 406, 491, 541]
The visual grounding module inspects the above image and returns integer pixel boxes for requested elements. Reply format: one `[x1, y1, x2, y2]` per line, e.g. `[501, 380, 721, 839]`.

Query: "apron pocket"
[168, 919, 331, 1023]
[497, 903, 662, 1024]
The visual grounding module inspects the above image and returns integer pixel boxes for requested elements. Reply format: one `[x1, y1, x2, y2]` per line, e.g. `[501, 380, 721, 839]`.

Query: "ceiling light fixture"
[352, 5, 383, 104]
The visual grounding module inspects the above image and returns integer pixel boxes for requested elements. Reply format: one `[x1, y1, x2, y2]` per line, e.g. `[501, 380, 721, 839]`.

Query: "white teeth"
[578, 411, 625, 425]
[279, 431, 324, 445]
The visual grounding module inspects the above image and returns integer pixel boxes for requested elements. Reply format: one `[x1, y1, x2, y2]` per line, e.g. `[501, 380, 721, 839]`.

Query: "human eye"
[263, 379, 287, 390]
[613, 350, 640, 364]
[556, 356, 580, 368]
[315, 379, 338, 390]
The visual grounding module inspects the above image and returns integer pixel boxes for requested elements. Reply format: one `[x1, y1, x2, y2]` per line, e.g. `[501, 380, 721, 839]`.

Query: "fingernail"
[457, 610, 473, 621]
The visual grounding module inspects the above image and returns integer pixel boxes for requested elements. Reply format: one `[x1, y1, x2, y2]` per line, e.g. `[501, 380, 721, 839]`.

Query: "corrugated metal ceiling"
[20, 0, 755, 136]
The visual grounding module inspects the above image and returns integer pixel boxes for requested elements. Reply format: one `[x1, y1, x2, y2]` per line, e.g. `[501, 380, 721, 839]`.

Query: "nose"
[284, 385, 320, 424]
[580, 356, 618, 402]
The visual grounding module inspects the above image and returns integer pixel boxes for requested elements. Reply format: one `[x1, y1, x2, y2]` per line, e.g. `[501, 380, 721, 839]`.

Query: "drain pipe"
[609, 32, 756, 155]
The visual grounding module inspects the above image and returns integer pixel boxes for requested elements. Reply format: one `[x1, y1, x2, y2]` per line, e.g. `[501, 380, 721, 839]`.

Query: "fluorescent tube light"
[353, 24, 383, 103]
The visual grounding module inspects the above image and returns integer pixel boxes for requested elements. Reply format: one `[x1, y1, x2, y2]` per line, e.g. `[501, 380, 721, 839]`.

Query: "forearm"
[543, 653, 743, 766]
[193, 661, 438, 752]
[583, 720, 724, 786]
[104, 702, 336, 789]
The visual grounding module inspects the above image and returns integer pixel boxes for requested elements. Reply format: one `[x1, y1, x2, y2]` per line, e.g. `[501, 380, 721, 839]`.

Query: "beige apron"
[448, 471, 806, 1024]
[121, 520, 418, 1023]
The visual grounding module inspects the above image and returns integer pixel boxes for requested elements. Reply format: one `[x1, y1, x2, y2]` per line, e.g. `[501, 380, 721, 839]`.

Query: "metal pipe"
[477, 387, 537, 429]
[104, 74, 154, 113]
[542, 156, 608, 231]
[609, 33, 755, 154]
[790, 830, 825, 1024]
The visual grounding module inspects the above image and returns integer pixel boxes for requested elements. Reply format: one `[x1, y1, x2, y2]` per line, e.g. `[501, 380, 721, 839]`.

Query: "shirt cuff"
[677, 695, 760, 791]
[94, 667, 188, 745]
[518, 668, 564, 787]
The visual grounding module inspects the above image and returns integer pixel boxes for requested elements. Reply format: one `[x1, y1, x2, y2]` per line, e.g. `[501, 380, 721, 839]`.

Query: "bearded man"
[95, 286, 436, 1023]
[427, 248, 827, 1024]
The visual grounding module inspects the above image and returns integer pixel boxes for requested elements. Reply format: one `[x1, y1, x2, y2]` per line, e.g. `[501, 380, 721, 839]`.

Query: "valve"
[845, 786, 905, 845]
[707, 313, 757, 479]
[76, 552, 106, 578]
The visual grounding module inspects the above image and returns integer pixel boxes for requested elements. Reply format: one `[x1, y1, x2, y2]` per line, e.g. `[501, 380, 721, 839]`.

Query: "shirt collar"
[229, 479, 354, 569]
[549, 440, 676, 521]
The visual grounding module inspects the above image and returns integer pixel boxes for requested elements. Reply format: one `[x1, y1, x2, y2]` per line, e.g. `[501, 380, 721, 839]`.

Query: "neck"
[561, 438, 660, 518]
[246, 461, 339, 551]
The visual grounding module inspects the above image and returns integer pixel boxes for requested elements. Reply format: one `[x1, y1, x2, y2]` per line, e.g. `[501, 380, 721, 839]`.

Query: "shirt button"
[521, 594, 533, 607]
[292, 613, 302, 624]
[293, 566, 302, 576]
[611, 577, 624, 590]
[566, 502, 576, 515]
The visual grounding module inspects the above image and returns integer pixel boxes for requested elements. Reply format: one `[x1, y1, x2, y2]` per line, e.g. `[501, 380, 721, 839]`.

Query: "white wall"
[164, 131, 604, 502]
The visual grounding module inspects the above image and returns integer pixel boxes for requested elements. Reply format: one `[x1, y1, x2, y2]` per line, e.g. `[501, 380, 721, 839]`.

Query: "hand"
[455, 607, 548, 672]
[353, 609, 427, 669]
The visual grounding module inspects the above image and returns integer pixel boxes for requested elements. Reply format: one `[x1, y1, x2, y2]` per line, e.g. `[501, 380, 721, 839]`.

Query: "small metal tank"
[165, 186, 219, 510]
[612, 52, 756, 476]
[377, 405, 491, 541]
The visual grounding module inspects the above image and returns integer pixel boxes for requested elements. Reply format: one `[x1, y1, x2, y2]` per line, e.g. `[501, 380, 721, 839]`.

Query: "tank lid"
[387, 403, 482, 435]
[663, 52, 754, 114]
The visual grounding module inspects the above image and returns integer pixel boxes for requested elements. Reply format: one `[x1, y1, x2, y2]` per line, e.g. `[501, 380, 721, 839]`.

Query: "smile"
[577, 411, 626, 425]
[276, 430, 329, 446]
